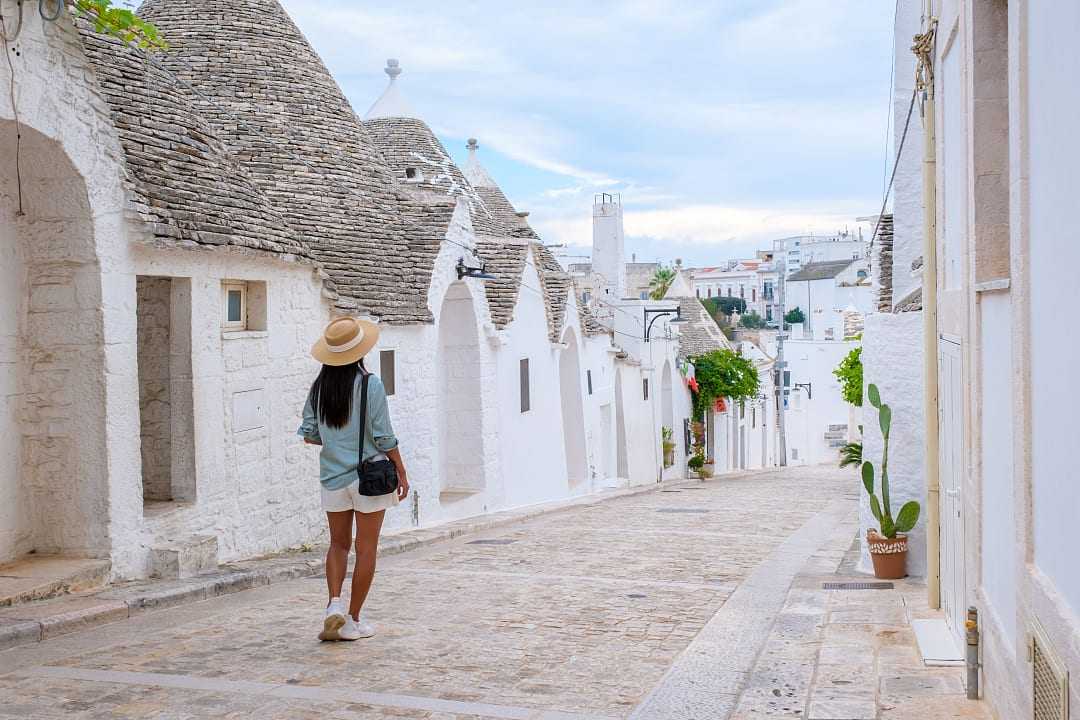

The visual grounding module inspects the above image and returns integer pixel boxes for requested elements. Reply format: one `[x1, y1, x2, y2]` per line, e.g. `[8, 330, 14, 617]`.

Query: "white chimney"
[592, 193, 625, 298]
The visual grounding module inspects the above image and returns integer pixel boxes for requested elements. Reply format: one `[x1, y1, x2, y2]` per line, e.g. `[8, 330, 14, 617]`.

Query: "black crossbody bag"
[356, 372, 399, 496]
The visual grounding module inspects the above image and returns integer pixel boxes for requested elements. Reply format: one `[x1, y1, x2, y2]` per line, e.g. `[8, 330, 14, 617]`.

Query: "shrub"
[833, 346, 864, 406]
[784, 306, 805, 325]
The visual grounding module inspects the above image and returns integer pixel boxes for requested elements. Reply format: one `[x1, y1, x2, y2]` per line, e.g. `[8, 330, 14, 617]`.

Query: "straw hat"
[311, 317, 380, 366]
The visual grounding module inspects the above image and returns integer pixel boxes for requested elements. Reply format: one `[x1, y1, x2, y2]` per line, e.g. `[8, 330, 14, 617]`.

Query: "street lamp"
[456, 257, 495, 281]
[643, 306, 687, 342]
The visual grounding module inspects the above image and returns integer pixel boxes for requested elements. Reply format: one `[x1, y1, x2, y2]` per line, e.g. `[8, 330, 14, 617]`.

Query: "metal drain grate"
[467, 539, 516, 545]
[822, 581, 894, 590]
[1032, 620, 1069, 720]
[657, 508, 710, 514]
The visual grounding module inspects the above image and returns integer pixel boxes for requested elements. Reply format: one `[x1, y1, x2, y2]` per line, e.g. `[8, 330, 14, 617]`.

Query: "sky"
[280, 0, 894, 268]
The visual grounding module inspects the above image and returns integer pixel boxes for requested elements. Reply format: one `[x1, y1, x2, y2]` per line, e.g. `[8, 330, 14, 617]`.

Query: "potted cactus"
[863, 384, 921, 579]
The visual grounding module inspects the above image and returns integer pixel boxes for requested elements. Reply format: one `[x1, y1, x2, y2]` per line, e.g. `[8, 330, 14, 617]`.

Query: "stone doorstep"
[0, 556, 112, 608]
[0, 471, 728, 653]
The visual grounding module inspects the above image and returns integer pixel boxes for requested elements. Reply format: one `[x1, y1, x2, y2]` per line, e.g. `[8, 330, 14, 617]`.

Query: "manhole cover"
[822, 581, 894, 590]
[657, 508, 710, 514]
[467, 539, 516, 545]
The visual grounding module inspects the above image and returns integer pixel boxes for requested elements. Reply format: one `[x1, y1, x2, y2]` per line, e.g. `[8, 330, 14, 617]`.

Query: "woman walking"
[298, 317, 409, 641]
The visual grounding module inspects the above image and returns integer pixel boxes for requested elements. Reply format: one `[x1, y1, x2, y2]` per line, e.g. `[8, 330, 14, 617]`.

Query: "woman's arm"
[298, 387, 322, 445]
[386, 447, 409, 500]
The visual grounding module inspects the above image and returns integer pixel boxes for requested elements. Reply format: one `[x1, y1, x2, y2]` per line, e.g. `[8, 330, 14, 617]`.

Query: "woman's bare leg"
[325, 510, 353, 603]
[349, 510, 385, 620]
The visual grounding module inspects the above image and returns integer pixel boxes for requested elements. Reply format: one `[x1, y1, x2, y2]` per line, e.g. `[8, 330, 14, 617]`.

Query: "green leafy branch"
[833, 346, 863, 406]
[72, 0, 167, 50]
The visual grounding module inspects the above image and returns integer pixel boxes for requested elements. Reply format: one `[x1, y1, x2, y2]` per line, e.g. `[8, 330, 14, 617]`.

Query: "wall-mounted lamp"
[794, 382, 812, 399]
[643, 306, 687, 342]
[456, 257, 495, 281]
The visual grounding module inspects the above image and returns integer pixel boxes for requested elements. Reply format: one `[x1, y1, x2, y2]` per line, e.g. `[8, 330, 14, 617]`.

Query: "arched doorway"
[0, 122, 108, 563]
[437, 281, 484, 498]
[559, 327, 587, 486]
[614, 366, 628, 481]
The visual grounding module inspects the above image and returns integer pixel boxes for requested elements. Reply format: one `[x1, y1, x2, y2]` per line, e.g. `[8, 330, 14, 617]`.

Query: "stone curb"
[0, 470, 768, 653]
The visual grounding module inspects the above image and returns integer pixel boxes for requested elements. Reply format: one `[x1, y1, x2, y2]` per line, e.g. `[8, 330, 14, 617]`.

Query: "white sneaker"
[339, 616, 375, 641]
[319, 598, 347, 641]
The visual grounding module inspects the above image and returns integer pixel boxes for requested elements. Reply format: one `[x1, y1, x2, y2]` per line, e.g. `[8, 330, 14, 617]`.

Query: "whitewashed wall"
[128, 246, 331, 577]
[0, 9, 130, 567]
[497, 251, 570, 509]
[784, 338, 858, 466]
[859, 312, 925, 576]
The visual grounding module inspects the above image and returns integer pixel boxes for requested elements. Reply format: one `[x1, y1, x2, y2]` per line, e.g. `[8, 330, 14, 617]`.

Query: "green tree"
[649, 267, 677, 300]
[739, 311, 767, 329]
[784, 306, 805, 325]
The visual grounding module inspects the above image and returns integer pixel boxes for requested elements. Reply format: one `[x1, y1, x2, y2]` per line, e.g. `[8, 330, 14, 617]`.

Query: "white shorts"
[320, 481, 399, 514]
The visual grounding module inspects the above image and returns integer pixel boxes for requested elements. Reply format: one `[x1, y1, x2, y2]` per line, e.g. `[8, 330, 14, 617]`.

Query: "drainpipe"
[914, 18, 941, 610]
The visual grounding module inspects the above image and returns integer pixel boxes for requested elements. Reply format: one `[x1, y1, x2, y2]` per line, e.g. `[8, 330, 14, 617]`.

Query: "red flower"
[688, 376, 699, 393]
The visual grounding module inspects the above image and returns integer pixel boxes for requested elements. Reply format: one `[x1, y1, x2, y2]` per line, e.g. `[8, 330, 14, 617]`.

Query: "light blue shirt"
[298, 372, 399, 490]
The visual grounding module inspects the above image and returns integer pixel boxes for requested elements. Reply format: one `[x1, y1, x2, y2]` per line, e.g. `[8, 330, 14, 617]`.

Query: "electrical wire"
[38, 0, 62, 21]
[868, 86, 917, 253]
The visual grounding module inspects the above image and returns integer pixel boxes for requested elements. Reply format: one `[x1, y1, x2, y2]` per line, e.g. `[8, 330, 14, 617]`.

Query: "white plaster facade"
[862, 3, 1080, 717]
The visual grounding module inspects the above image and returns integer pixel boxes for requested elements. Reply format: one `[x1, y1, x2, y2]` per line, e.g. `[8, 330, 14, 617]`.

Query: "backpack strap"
[358, 371, 370, 465]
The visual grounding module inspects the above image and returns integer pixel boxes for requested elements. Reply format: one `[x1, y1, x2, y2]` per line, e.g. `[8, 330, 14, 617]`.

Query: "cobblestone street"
[0, 467, 987, 719]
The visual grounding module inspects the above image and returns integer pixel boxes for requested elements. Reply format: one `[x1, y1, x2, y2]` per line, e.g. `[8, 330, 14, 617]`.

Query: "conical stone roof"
[77, 26, 311, 260]
[361, 62, 507, 238]
[138, 0, 430, 323]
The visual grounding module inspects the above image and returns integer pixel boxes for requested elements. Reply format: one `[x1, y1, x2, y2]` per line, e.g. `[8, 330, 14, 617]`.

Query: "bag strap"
[358, 371, 370, 465]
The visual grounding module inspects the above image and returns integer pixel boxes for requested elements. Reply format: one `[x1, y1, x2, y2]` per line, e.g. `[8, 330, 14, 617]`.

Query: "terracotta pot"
[866, 529, 908, 579]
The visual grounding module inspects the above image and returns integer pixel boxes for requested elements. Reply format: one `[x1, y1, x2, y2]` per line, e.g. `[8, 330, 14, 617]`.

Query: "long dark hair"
[310, 359, 366, 429]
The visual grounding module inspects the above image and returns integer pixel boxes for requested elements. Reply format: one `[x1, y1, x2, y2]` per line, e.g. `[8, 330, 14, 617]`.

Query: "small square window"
[221, 280, 267, 332]
[379, 350, 396, 396]
[639, 291, 648, 300]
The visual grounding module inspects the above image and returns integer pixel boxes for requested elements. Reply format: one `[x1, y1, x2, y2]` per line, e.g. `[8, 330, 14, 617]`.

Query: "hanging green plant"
[689, 349, 760, 420]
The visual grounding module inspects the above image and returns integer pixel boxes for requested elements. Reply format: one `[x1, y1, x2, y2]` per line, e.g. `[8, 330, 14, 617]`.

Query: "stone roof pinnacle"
[463, 137, 499, 189]
[365, 58, 417, 120]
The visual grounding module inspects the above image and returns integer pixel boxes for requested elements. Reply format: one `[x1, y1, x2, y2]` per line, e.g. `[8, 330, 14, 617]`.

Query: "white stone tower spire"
[592, 193, 626, 299]
[462, 138, 498, 188]
[364, 58, 417, 120]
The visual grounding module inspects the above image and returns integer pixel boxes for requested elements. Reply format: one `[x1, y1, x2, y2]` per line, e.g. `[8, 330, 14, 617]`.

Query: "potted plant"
[661, 426, 675, 468]
[862, 384, 920, 579]
[688, 451, 706, 478]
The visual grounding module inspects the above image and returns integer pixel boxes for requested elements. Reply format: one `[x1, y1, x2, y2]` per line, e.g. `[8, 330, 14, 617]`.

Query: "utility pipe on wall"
[913, 18, 941, 610]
